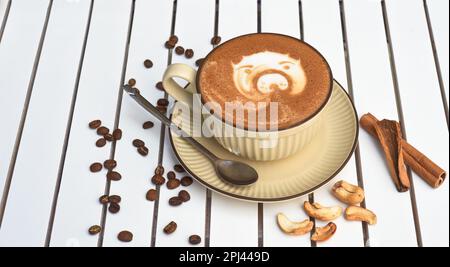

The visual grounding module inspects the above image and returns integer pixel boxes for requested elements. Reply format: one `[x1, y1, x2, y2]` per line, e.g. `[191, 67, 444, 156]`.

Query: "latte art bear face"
[232, 51, 307, 101]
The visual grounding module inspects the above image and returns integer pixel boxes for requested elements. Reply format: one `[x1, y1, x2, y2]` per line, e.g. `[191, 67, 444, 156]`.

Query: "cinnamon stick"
[360, 113, 447, 189]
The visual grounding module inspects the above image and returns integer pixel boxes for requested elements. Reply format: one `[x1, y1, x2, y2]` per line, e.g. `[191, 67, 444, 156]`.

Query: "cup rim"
[196, 32, 334, 133]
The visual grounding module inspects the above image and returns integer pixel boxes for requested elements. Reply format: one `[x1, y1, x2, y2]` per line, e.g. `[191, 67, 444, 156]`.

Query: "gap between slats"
[0, 0, 12, 43]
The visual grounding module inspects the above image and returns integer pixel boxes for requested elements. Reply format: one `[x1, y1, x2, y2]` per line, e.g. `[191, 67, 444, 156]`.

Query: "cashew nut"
[345, 206, 377, 225]
[276, 213, 314, 236]
[332, 180, 365, 205]
[303, 201, 343, 221]
[311, 222, 337, 242]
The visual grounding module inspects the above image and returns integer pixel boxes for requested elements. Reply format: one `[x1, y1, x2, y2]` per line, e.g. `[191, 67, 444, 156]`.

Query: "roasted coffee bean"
[88, 225, 102, 235]
[167, 179, 180, 190]
[97, 126, 109, 136]
[109, 195, 121, 204]
[175, 46, 185, 55]
[107, 171, 122, 181]
[128, 78, 136, 87]
[169, 196, 183, 206]
[151, 174, 166, 186]
[169, 35, 178, 44]
[178, 190, 191, 202]
[189, 234, 201, 245]
[143, 121, 154, 129]
[167, 171, 176, 180]
[99, 195, 110, 204]
[104, 133, 114, 142]
[211, 36, 222, 45]
[112, 129, 122, 140]
[90, 162, 103, 173]
[174, 164, 185, 173]
[163, 221, 177, 234]
[118, 231, 133, 242]
[155, 81, 164, 91]
[181, 176, 193, 186]
[185, 49, 194, 59]
[146, 189, 157, 201]
[165, 40, 175, 49]
[96, 138, 107, 147]
[157, 98, 169, 107]
[195, 58, 204, 67]
[144, 59, 153, 69]
[89, 120, 102, 129]
[137, 146, 149, 156]
[132, 139, 145, 147]
[103, 159, 117, 170]
[156, 105, 167, 113]
[155, 165, 165, 175]
[108, 202, 120, 214]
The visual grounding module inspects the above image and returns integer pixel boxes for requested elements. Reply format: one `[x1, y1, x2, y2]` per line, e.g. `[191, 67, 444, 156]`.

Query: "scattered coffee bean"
[118, 230, 133, 242]
[156, 105, 167, 113]
[99, 195, 110, 205]
[163, 221, 177, 234]
[151, 174, 166, 186]
[107, 171, 122, 181]
[167, 171, 176, 180]
[96, 138, 107, 147]
[185, 49, 194, 59]
[181, 176, 193, 186]
[128, 78, 136, 87]
[108, 202, 121, 214]
[104, 133, 114, 142]
[155, 81, 164, 91]
[157, 98, 169, 107]
[89, 225, 102, 235]
[165, 40, 175, 49]
[178, 190, 191, 202]
[169, 196, 183, 206]
[169, 35, 178, 44]
[109, 195, 121, 204]
[167, 179, 180, 190]
[155, 165, 165, 175]
[104, 159, 117, 170]
[112, 129, 122, 140]
[132, 139, 145, 147]
[97, 126, 109, 136]
[211, 36, 222, 45]
[90, 162, 103, 173]
[144, 59, 153, 69]
[195, 58, 204, 67]
[143, 121, 154, 129]
[146, 189, 157, 201]
[189, 234, 201, 245]
[175, 46, 185, 55]
[137, 146, 149, 156]
[174, 164, 185, 173]
[89, 120, 102, 129]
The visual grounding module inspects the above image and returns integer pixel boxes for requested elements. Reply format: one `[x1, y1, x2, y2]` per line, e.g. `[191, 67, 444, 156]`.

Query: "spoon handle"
[124, 85, 219, 162]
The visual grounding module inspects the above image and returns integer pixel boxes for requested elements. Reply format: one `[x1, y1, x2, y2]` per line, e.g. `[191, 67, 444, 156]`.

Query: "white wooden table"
[0, 0, 448, 247]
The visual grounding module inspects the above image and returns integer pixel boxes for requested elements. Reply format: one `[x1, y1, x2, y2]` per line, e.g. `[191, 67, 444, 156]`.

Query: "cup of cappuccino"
[163, 33, 332, 161]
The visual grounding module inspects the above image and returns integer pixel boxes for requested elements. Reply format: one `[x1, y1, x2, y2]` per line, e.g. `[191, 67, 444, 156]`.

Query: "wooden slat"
[345, 0, 417, 247]
[426, 0, 449, 111]
[0, 0, 49, 229]
[260, 0, 310, 247]
[385, 0, 449, 247]
[0, 0, 91, 247]
[208, 0, 259, 247]
[301, 0, 363, 247]
[155, 0, 215, 247]
[101, 0, 173, 247]
[49, 0, 132, 247]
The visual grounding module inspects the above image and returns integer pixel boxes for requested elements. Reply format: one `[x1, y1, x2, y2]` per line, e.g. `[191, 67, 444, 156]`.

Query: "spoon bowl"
[215, 160, 259, 186]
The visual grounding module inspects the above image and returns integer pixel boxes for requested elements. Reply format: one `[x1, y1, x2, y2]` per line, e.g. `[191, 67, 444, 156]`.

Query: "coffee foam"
[198, 33, 332, 130]
[232, 51, 307, 101]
